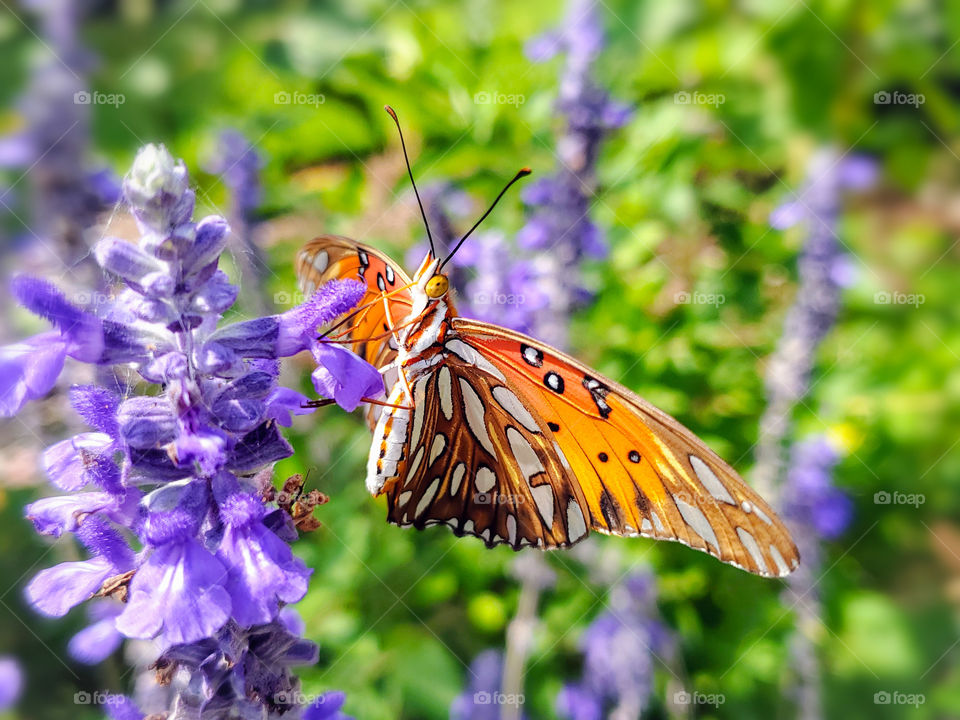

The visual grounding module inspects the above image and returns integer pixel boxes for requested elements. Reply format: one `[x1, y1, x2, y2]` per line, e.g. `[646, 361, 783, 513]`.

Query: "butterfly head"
[412, 255, 451, 307]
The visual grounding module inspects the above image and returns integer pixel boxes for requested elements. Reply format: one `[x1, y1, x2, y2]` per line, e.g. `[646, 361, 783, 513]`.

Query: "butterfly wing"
[448, 318, 800, 576]
[370, 345, 587, 549]
[296, 235, 414, 426]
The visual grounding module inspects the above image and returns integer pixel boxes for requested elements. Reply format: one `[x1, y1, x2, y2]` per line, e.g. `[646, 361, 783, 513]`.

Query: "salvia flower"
[558, 572, 670, 720]
[5, 143, 371, 716]
[753, 149, 874, 720]
[450, 650, 524, 720]
[518, 0, 630, 349]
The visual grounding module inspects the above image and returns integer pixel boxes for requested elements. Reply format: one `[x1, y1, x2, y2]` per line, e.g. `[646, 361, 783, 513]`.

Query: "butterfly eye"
[425, 274, 449, 298]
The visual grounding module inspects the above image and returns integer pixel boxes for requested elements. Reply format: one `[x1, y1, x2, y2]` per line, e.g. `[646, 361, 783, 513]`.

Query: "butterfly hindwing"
[450, 318, 800, 577]
[374, 350, 590, 549]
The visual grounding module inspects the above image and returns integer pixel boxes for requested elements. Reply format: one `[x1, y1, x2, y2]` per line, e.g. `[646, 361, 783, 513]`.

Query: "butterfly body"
[297, 236, 800, 577]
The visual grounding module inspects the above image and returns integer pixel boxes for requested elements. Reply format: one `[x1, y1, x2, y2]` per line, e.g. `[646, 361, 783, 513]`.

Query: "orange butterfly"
[296, 109, 799, 577]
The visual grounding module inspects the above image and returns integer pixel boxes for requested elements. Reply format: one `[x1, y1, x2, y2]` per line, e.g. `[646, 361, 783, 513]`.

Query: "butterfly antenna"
[439, 167, 532, 272]
[384, 105, 436, 258]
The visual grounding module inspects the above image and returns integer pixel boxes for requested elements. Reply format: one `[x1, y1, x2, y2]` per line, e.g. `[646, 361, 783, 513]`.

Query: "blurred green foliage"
[1, 0, 959, 718]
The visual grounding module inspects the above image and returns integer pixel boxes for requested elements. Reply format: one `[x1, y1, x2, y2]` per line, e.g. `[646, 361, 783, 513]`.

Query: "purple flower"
[68, 601, 124, 664]
[450, 650, 515, 720]
[311, 343, 385, 412]
[117, 504, 232, 647]
[217, 492, 310, 626]
[556, 685, 602, 720]
[0, 657, 23, 711]
[557, 571, 670, 720]
[304, 692, 354, 720]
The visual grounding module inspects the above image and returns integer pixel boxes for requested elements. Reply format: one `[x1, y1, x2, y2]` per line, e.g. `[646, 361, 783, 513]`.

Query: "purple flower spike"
[13, 143, 362, 716]
[311, 343, 384, 412]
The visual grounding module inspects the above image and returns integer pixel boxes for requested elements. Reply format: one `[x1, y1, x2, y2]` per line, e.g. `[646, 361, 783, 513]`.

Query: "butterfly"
[295, 108, 799, 578]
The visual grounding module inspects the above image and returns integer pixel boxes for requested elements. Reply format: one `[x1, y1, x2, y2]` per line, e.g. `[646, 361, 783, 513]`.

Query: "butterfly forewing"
[450, 318, 800, 577]
[296, 235, 414, 426]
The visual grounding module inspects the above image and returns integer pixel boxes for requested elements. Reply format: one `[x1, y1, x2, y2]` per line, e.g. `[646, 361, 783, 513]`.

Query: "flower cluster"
[3, 144, 378, 717]
[0, 0, 119, 272]
[752, 149, 874, 720]
[782, 436, 852, 542]
[519, 0, 630, 349]
[754, 149, 876, 498]
[557, 572, 670, 720]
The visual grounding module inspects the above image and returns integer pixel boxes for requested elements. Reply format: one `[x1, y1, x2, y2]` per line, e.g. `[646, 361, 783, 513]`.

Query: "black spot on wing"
[544, 371, 564, 393]
[628, 450, 641, 464]
[599, 490, 623, 529]
[521, 343, 544, 367]
[548, 422, 560, 432]
[582, 375, 612, 418]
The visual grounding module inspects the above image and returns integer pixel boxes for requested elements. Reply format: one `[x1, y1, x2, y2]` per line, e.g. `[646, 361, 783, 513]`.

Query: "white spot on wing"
[769, 545, 790, 576]
[531, 485, 554, 528]
[429, 434, 447, 466]
[506, 427, 544, 481]
[415, 478, 441, 518]
[405, 446, 425, 487]
[438, 366, 454, 420]
[410, 378, 428, 449]
[398, 491, 412, 507]
[566, 499, 587, 541]
[736, 527, 768, 574]
[649, 510, 665, 533]
[312, 250, 329, 273]
[445, 339, 506, 381]
[459, 377, 496, 456]
[674, 495, 720, 552]
[450, 463, 466, 495]
[492, 386, 540, 433]
[507, 515, 517, 545]
[641, 518, 653, 532]
[475, 466, 497, 493]
[690, 455, 736, 505]
[753, 505, 773, 525]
